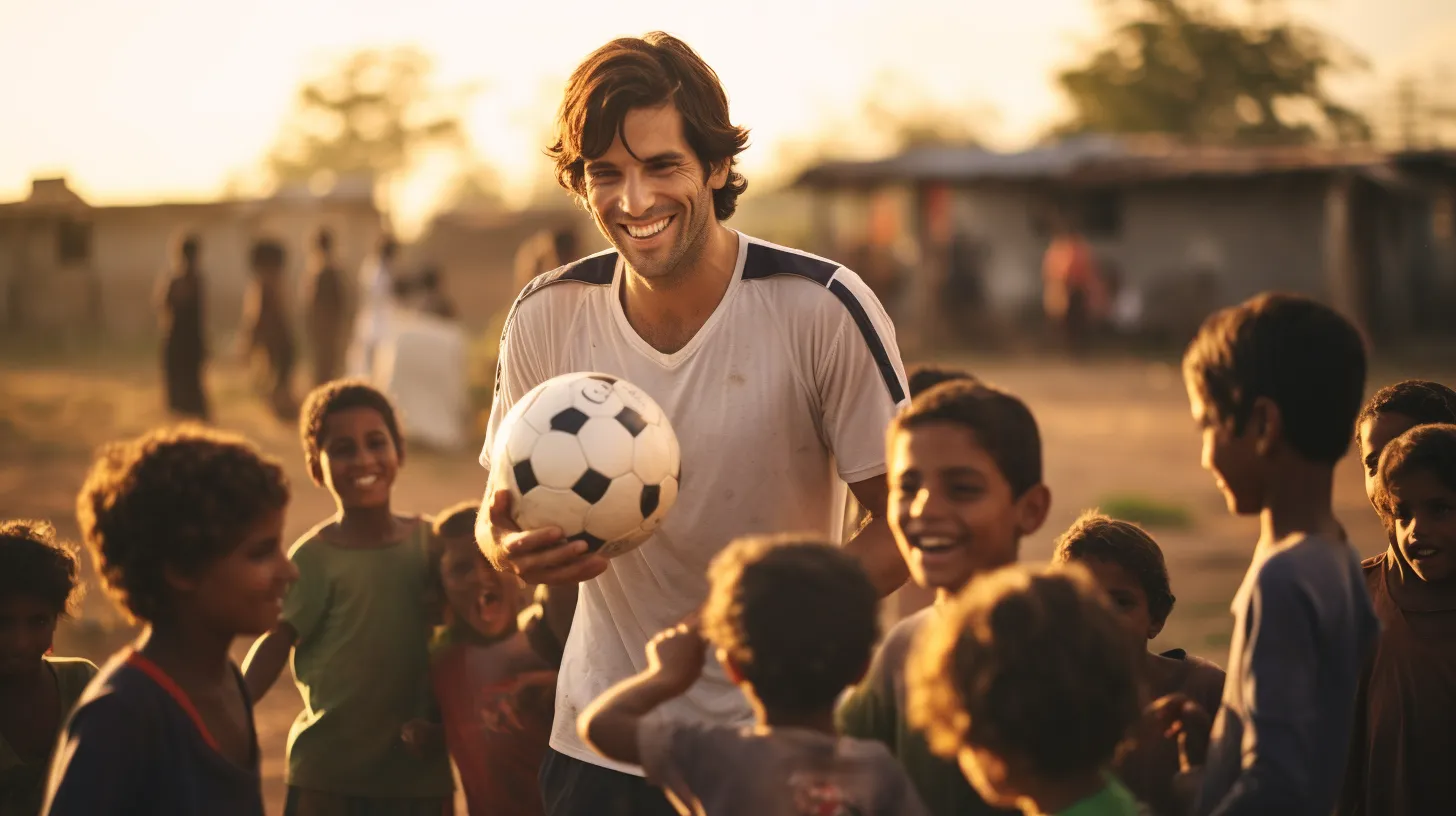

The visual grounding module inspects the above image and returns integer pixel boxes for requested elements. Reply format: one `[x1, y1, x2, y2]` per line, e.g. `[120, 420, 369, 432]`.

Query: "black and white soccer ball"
[493, 372, 681, 558]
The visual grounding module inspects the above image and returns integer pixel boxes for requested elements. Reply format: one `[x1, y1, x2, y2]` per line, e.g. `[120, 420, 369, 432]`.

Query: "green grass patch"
[1097, 492, 1195, 530]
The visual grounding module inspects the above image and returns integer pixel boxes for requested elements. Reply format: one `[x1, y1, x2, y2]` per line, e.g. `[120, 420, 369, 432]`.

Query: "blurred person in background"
[155, 233, 209, 420]
[303, 228, 347, 387]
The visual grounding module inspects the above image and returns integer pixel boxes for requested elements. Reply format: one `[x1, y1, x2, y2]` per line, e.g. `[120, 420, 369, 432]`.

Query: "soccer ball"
[492, 372, 680, 558]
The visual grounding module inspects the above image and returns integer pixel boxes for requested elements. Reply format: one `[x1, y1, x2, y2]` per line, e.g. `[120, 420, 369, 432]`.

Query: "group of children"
[1, 290, 1454, 816]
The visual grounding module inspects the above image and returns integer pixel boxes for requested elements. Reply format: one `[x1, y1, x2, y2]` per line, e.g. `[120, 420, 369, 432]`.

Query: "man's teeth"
[625, 217, 670, 239]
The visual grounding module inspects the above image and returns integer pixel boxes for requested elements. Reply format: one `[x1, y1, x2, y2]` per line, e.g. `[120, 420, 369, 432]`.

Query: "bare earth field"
[1, 350, 1432, 815]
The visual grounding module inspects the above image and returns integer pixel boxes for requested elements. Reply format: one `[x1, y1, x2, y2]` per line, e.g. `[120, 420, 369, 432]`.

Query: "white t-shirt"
[480, 232, 909, 774]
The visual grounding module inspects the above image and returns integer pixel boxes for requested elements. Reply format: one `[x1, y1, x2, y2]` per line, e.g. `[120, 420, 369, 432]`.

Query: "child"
[1354, 380, 1456, 507]
[45, 426, 294, 815]
[1337, 423, 1456, 816]
[240, 238, 297, 419]
[907, 364, 979, 398]
[907, 564, 1145, 816]
[427, 501, 575, 816]
[0, 521, 97, 816]
[838, 379, 1051, 816]
[1169, 292, 1377, 815]
[242, 380, 454, 816]
[578, 535, 929, 816]
[1051, 511, 1225, 815]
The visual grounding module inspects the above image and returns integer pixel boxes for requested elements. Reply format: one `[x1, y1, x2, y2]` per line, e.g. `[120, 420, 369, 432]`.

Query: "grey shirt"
[1196, 533, 1378, 816]
[639, 719, 930, 816]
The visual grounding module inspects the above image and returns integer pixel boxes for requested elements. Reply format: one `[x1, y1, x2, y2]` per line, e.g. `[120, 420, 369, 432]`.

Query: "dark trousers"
[538, 747, 677, 816]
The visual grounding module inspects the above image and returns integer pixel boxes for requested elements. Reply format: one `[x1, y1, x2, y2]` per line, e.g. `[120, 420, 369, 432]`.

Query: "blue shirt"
[1196, 533, 1378, 816]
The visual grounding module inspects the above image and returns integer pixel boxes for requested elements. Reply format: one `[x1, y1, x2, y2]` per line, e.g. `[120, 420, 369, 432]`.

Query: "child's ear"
[1014, 484, 1052, 537]
[1250, 396, 1282, 457]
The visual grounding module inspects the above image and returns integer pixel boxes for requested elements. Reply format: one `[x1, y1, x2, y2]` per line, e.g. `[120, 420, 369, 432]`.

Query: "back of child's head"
[907, 364, 979, 399]
[702, 534, 879, 712]
[1051, 510, 1175, 627]
[0, 520, 81, 618]
[889, 380, 1042, 498]
[1378, 423, 1456, 515]
[908, 564, 1140, 780]
[76, 425, 290, 624]
[1182, 292, 1367, 465]
[299, 378, 404, 480]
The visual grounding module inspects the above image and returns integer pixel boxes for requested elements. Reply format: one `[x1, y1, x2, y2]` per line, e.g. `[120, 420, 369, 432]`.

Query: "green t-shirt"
[0, 656, 98, 816]
[282, 519, 452, 798]
[1058, 778, 1144, 816]
[836, 607, 1013, 816]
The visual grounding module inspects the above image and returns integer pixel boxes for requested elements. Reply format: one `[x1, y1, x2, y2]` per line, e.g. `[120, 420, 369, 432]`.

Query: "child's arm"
[577, 621, 706, 766]
[241, 622, 297, 703]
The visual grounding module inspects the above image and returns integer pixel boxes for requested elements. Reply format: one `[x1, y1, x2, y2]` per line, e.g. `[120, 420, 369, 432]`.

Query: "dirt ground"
[0, 349, 1434, 815]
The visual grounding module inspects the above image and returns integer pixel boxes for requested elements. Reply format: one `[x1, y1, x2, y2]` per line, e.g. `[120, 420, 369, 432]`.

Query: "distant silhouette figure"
[304, 228, 346, 386]
[1042, 215, 1107, 351]
[413, 265, 457, 320]
[241, 238, 297, 419]
[350, 233, 399, 379]
[156, 234, 209, 420]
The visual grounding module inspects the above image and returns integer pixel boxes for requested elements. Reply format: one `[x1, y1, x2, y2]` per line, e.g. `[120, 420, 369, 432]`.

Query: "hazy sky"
[1, 0, 1452, 231]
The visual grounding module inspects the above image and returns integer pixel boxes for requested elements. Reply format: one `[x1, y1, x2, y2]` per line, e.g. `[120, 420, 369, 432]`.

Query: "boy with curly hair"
[44, 425, 295, 816]
[0, 521, 96, 816]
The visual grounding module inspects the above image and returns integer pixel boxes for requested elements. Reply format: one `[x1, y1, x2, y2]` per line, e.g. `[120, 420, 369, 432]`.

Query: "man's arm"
[846, 475, 908, 597]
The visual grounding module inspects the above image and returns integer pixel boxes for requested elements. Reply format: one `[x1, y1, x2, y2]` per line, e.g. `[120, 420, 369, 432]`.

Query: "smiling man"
[474, 32, 910, 816]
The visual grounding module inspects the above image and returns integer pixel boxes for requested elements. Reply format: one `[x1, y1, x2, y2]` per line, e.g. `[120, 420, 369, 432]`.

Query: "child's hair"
[1182, 293, 1367, 465]
[889, 380, 1042, 497]
[250, 238, 285, 270]
[702, 534, 879, 712]
[907, 364, 979, 398]
[0, 520, 82, 617]
[1378, 423, 1456, 517]
[1051, 510, 1175, 627]
[75, 425, 290, 624]
[908, 564, 1140, 777]
[1357, 380, 1456, 437]
[299, 379, 405, 478]
[432, 501, 478, 539]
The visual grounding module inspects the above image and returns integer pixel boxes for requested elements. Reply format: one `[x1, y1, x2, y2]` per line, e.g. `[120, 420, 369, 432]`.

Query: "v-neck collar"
[610, 230, 748, 369]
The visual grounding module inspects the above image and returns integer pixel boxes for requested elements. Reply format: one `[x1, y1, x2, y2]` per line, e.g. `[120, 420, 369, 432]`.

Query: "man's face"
[583, 103, 728, 282]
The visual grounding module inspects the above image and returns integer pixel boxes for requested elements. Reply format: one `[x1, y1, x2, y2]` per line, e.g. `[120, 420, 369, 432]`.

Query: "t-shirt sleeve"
[816, 268, 909, 484]
[480, 298, 554, 472]
[280, 539, 329, 644]
[42, 694, 145, 816]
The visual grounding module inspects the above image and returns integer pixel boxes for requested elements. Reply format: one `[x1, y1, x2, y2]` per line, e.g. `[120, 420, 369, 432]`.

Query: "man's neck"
[620, 223, 737, 353]
[1259, 458, 1341, 546]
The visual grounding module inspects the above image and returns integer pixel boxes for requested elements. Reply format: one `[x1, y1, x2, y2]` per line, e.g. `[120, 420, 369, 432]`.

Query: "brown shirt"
[1115, 649, 1225, 816]
[1337, 552, 1456, 816]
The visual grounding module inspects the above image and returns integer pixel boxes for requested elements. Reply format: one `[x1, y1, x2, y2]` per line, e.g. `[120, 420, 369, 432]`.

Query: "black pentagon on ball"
[513, 459, 539, 494]
[550, 407, 589, 434]
[640, 483, 660, 518]
[577, 532, 607, 552]
[571, 468, 611, 503]
[615, 406, 647, 437]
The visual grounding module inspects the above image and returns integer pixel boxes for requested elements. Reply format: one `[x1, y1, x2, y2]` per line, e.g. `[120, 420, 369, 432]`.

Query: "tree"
[1053, 0, 1371, 145]
[267, 48, 481, 192]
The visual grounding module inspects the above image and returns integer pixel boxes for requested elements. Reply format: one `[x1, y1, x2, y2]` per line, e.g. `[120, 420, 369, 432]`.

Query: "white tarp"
[372, 309, 469, 451]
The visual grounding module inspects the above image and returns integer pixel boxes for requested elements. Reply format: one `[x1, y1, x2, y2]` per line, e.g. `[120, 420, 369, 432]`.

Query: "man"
[475, 32, 909, 816]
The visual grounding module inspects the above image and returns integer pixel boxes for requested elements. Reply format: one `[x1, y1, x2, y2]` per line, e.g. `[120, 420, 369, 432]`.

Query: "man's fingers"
[489, 489, 520, 534]
[501, 527, 568, 558]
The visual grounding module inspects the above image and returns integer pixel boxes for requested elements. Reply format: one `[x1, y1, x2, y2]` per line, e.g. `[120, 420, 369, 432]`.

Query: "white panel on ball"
[577, 417, 634, 478]
[521, 381, 575, 434]
[530, 431, 589, 489]
[582, 473, 647, 543]
[515, 487, 591, 538]
[616, 380, 662, 425]
[571, 378, 626, 418]
[632, 424, 673, 485]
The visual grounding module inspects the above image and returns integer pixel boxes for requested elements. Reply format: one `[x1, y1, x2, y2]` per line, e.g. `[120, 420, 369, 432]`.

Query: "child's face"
[1359, 411, 1418, 509]
[1187, 384, 1263, 515]
[174, 506, 296, 637]
[0, 595, 58, 680]
[316, 407, 399, 508]
[889, 423, 1043, 592]
[1385, 467, 1456, 585]
[439, 534, 519, 638]
[1078, 557, 1161, 645]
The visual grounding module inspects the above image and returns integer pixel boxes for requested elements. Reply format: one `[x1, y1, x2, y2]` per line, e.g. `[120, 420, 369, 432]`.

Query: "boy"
[240, 238, 297, 419]
[1166, 292, 1378, 815]
[46, 425, 295, 815]
[908, 564, 1145, 816]
[906, 364, 978, 398]
[427, 501, 575, 816]
[838, 380, 1051, 816]
[1338, 423, 1456, 816]
[578, 535, 928, 816]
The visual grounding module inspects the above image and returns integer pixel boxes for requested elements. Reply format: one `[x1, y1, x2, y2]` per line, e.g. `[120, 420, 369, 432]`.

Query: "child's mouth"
[354, 475, 379, 489]
[913, 536, 959, 554]
[1411, 545, 1442, 560]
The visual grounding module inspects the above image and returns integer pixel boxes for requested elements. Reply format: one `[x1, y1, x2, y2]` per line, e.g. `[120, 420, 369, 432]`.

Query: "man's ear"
[707, 159, 731, 191]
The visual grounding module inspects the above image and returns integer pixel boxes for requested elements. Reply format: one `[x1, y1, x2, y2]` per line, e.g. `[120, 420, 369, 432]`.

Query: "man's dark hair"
[890, 380, 1043, 497]
[907, 364, 979, 399]
[1379, 424, 1456, 518]
[549, 32, 750, 221]
[298, 379, 404, 482]
[76, 426, 290, 624]
[0, 520, 82, 617]
[908, 564, 1140, 777]
[1052, 510, 1175, 626]
[702, 535, 879, 712]
[1183, 292, 1367, 465]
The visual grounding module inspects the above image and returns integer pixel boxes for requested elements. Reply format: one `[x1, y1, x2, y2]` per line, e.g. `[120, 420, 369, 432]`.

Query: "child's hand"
[1147, 693, 1212, 770]
[645, 617, 707, 697]
[400, 719, 443, 756]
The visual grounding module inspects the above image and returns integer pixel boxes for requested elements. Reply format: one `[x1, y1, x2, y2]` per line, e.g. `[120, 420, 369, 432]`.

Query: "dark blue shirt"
[42, 650, 263, 816]
[1196, 533, 1378, 816]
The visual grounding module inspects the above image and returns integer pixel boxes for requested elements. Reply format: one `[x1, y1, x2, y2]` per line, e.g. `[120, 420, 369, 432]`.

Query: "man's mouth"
[623, 215, 673, 240]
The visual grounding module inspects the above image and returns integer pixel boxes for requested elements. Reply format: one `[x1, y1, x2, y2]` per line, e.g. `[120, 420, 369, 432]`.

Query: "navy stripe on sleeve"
[828, 279, 906, 404]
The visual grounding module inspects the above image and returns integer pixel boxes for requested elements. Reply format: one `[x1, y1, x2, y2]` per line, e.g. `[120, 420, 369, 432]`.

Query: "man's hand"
[477, 488, 609, 585]
[1148, 692, 1213, 771]
[645, 619, 708, 697]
